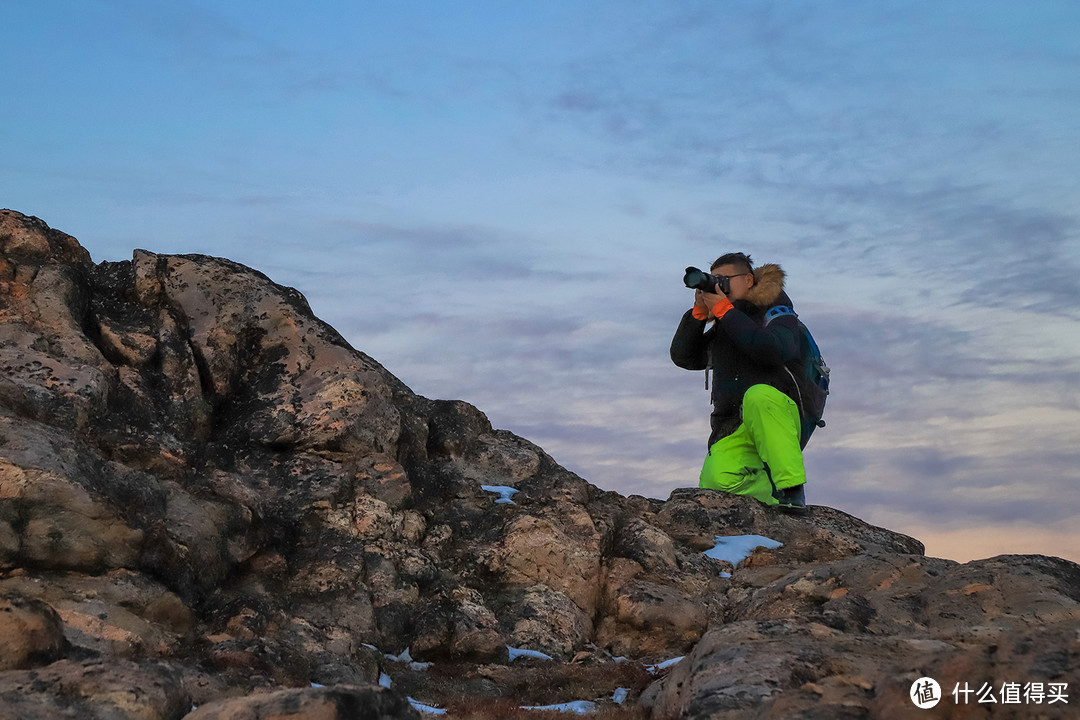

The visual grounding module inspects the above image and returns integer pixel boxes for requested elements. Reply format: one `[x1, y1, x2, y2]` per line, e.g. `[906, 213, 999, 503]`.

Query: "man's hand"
[694, 284, 728, 319]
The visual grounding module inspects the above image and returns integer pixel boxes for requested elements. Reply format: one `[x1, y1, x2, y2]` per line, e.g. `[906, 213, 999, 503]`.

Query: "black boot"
[773, 484, 808, 515]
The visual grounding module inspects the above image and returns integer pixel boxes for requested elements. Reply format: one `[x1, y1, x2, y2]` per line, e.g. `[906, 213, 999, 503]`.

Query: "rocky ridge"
[0, 209, 1077, 719]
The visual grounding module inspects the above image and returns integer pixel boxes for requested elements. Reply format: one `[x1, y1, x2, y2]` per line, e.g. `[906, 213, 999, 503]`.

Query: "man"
[670, 252, 807, 510]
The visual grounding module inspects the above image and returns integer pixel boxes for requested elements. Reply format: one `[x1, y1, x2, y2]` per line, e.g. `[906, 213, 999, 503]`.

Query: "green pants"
[699, 384, 806, 505]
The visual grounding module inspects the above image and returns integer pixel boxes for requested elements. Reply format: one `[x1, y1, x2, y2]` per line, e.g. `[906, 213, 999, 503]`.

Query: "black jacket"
[670, 264, 801, 445]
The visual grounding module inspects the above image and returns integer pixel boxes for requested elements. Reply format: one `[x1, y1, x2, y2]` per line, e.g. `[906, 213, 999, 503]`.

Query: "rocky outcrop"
[0, 659, 190, 720]
[185, 685, 420, 720]
[1, 209, 1077, 719]
[649, 552, 1080, 719]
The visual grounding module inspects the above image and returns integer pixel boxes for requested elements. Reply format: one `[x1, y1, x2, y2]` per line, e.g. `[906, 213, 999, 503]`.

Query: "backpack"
[764, 306, 830, 448]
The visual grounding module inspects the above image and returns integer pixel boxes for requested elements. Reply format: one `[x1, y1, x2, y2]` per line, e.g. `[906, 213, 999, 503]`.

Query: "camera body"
[683, 266, 731, 295]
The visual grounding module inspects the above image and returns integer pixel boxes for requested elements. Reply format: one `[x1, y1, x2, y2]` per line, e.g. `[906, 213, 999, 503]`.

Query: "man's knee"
[699, 464, 777, 505]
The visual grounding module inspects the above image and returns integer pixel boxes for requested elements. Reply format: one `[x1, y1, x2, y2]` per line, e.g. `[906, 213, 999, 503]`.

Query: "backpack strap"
[763, 305, 796, 326]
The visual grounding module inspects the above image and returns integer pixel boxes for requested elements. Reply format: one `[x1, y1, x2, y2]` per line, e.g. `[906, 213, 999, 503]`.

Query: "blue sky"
[4, 1, 1079, 563]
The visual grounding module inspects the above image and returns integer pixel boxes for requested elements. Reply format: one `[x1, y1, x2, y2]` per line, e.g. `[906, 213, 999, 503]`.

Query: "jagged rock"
[597, 573, 709, 657]
[0, 417, 145, 572]
[0, 211, 90, 266]
[0, 590, 66, 670]
[185, 684, 420, 720]
[183, 686, 419, 720]
[490, 513, 603, 616]
[0, 569, 193, 659]
[2, 209, 1078, 718]
[649, 612, 1080, 719]
[0, 659, 189, 720]
[411, 586, 507, 662]
[502, 583, 593, 658]
[0, 517, 18, 568]
[123, 249, 403, 456]
[647, 552, 1080, 718]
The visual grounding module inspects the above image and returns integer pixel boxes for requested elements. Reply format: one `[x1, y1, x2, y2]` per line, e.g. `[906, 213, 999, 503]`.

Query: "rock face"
[0, 209, 1077, 719]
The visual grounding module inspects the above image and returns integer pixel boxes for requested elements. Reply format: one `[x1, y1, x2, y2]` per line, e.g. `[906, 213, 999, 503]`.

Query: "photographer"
[670, 252, 807, 510]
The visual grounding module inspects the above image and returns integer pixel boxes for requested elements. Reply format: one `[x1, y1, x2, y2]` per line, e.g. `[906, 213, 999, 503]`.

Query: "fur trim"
[745, 264, 785, 306]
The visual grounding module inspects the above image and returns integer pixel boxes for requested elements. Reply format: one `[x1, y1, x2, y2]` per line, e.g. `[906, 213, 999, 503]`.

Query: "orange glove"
[692, 289, 734, 320]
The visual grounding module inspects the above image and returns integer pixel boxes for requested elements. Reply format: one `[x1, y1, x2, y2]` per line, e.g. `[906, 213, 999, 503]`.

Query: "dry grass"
[439, 697, 650, 720]
[396, 657, 658, 719]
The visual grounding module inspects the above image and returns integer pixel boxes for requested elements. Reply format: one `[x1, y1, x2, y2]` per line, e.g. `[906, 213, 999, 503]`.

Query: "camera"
[683, 266, 730, 295]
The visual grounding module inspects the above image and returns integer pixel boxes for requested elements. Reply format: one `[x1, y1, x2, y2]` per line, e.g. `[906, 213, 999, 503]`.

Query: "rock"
[0, 659, 189, 720]
[597, 578, 708, 657]
[411, 587, 507, 662]
[0, 518, 17, 568]
[0, 570, 193, 659]
[491, 514, 602, 616]
[502, 584, 593, 658]
[0, 434, 144, 573]
[456, 430, 542, 486]
[355, 455, 414, 509]
[0, 591, 66, 670]
[128, 250, 403, 456]
[0, 347, 110, 433]
[647, 552, 1080, 719]
[185, 684, 420, 720]
[0, 210, 90, 265]
[615, 518, 680, 573]
[647, 614, 1080, 719]
[425, 399, 492, 459]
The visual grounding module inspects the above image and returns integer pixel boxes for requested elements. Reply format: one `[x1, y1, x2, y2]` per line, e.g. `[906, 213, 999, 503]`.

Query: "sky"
[3, 1, 1078, 564]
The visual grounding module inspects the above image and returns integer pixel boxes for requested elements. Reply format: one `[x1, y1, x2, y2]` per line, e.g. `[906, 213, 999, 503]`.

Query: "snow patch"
[612, 688, 629, 704]
[380, 646, 432, 670]
[703, 534, 782, 567]
[521, 700, 597, 714]
[646, 656, 684, 675]
[409, 698, 448, 715]
[481, 485, 519, 504]
[508, 646, 553, 661]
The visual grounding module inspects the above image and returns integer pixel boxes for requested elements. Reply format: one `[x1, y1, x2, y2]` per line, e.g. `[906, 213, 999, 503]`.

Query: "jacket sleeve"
[670, 309, 710, 370]
[717, 307, 799, 366]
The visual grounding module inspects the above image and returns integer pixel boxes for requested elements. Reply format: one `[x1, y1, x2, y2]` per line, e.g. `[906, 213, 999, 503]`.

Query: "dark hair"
[710, 252, 754, 275]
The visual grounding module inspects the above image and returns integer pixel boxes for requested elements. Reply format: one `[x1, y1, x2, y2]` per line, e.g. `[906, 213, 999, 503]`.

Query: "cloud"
[536, 4, 1080, 314]
[323, 220, 559, 282]
[892, 447, 978, 483]
[914, 521, 1080, 564]
[792, 182, 1080, 313]
[814, 427, 1080, 519]
[98, 0, 287, 79]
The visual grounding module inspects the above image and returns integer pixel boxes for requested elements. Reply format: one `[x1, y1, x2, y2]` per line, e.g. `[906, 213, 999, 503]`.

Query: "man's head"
[710, 252, 756, 300]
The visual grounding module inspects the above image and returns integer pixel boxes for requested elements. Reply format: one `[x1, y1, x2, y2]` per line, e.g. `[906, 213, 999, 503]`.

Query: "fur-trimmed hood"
[744, 263, 786, 307]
